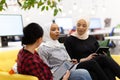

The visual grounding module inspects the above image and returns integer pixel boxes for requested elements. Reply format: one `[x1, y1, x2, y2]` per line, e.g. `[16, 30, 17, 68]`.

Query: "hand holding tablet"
[95, 47, 109, 55]
[53, 61, 74, 80]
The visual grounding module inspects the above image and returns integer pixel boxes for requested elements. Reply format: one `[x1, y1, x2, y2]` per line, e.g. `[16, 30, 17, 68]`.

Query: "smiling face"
[50, 23, 60, 40]
[76, 19, 88, 35]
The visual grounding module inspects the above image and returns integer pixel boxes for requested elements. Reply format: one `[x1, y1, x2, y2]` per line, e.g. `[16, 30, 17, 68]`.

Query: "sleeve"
[25, 58, 46, 80]
[93, 36, 100, 50]
[66, 52, 71, 61]
[37, 45, 50, 67]
[64, 37, 74, 59]
[95, 40, 100, 48]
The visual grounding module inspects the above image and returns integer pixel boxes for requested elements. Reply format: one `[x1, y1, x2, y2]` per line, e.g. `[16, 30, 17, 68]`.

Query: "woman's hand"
[80, 53, 98, 62]
[62, 70, 70, 80]
[87, 53, 98, 60]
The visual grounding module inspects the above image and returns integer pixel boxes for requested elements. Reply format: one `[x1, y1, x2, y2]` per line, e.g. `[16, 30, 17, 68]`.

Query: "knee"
[76, 60, 98, 69]
[69, 69, 92, 80]
[98, 55, 108, 60]
[76, 69, 89, 74]
[71, 69, 89, 76]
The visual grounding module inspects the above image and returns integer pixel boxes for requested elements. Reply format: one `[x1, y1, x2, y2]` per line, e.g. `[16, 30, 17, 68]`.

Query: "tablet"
[53, 61, 74, 80]
[95, 47, 109, 54]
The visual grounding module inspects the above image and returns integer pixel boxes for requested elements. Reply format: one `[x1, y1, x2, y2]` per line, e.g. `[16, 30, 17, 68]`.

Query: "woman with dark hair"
[17, 23, 70, 80]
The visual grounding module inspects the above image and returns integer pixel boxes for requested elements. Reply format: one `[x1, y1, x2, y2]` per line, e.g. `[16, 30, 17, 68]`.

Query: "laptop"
[53, 61, 74, 80]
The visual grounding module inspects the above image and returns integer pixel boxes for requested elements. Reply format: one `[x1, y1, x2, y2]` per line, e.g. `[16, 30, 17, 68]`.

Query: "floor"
[110, 40, 120, 55]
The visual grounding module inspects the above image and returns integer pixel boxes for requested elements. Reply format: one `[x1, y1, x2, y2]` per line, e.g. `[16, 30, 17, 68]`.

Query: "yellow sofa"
[112, 55, 120, 80]
[0, 49, 120, 80]
[0, 49, 38, 80]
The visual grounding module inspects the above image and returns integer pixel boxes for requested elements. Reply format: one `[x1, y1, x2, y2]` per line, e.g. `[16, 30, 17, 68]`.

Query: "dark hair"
[22, 23, 43, 45]
[52, 20, 55, 23]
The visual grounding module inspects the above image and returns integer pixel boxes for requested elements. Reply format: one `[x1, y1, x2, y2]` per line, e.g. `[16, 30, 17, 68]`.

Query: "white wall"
[0, 0, 120, 28]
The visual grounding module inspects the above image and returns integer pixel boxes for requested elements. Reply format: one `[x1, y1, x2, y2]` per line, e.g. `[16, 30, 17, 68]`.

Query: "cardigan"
[37, 44, 71, 73]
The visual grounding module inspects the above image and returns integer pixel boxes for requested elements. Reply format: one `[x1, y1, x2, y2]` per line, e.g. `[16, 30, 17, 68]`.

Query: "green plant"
[0, 0, 62, 16]
[115, 24, 120, 28]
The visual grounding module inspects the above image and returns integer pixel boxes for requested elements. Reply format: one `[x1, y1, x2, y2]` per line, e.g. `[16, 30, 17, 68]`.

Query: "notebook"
[53, 61, 74, 80]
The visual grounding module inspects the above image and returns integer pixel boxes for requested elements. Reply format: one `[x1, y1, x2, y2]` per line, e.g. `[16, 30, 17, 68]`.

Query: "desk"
[105, 36, 120, 40]
[0, 41, 22, 51]
[105, 36, 120, 55]
[89, 30, 110, 35]
[89, 28, 120, 35]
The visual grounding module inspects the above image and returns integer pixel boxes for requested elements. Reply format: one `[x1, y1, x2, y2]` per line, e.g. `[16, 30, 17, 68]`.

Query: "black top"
[64, 35, 99, 61]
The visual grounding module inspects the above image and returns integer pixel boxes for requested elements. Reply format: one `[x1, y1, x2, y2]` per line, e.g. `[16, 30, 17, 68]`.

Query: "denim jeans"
[69, 69, 92, 80]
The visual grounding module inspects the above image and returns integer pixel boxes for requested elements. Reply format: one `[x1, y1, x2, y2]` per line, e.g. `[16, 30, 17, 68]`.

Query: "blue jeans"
[69, 69, 92, 80]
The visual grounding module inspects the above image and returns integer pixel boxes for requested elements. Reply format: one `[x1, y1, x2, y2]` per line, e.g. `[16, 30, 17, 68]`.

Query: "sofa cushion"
[111, 55, 120, 65]
[0, 50, 19, 72]
[0, 72, 38, 80]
